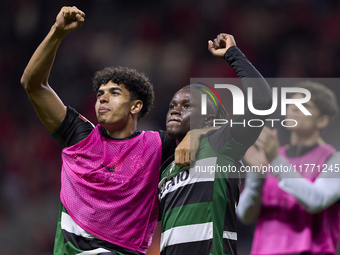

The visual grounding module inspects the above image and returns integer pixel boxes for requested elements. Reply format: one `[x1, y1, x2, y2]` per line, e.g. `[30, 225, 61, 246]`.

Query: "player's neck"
[103, 118, 138, 139]
[176, 136, 185, 145]
[290, 130, 320, 149]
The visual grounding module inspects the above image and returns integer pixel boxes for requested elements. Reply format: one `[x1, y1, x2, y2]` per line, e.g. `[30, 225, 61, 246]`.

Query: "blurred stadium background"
[1, 0, 340, 254]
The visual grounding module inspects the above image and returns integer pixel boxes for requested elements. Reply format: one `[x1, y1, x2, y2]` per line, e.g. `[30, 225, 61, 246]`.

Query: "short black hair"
[295, 81, 338, 120]
[92, 66, 154, 119]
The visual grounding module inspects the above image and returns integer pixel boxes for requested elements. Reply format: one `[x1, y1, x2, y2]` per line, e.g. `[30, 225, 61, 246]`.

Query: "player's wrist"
[51, 24, 70, 39]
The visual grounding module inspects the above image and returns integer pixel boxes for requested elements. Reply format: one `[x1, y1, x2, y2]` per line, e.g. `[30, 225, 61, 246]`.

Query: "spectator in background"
[238, 81, 340, 255]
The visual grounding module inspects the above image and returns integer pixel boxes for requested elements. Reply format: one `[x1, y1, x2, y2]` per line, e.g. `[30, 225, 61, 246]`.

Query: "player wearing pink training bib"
[20, 6, 205, 255]
[238, 81, 340, 255]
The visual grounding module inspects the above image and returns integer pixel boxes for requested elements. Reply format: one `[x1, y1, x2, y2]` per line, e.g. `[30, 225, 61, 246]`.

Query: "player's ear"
[131, 100, 143, 115]
[203, 114, 215, 127]
[317, 115, 330, 130]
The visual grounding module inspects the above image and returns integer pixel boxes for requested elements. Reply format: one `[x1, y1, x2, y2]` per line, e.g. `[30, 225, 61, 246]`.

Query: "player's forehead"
[98, 81, 123, 90]
[291, 93, 317, 108]
[98, 81, 130, 95]
[171, 88, 201, 102]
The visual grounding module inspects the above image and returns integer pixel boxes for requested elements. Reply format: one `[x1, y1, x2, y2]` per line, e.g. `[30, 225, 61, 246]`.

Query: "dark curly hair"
[92, 66, 154, 119]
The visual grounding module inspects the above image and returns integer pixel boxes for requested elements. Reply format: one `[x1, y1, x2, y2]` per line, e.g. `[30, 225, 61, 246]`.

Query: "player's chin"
[167, 121, 181, 131]
[97, 116, 109, 125]
[166, 127, 184, 139]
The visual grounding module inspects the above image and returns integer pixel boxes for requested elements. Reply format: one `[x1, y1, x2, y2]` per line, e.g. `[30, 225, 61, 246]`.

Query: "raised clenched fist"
[208, 33, 236, 58]
[55, 6, 85, 34]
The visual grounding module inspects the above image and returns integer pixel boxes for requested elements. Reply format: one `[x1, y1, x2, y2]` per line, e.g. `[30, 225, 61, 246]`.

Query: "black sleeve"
[208, 46, 272, 152]
[158, 130, 177, 165]
[51, 106, 95, 147]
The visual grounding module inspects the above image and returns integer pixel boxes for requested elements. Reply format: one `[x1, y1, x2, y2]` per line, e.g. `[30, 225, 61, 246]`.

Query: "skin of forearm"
[21, 24, 67, 90]
[175, 127, 220, 166]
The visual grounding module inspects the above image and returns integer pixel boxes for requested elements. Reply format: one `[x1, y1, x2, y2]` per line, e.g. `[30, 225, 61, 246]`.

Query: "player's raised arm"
[20, 6, 85, 132]
[208, 33, 272, 150]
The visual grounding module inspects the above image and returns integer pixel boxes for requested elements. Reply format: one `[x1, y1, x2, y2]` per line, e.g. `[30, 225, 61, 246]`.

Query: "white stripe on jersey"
[160, 157, 217, 200]
[223, 231, 237, 240]
[160, 222, 238, 251]
[61, 212, 95, 238]
[160, 222, 213, 251]
[76, 248, 111, 255]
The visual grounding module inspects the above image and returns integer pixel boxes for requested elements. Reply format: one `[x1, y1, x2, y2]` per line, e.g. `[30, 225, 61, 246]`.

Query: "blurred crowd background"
[1, 0, 340, 254]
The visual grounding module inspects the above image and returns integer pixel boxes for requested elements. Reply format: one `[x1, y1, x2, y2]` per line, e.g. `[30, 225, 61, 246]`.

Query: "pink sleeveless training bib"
[60, 125, 162, 253]
[252, 143, 340, 255]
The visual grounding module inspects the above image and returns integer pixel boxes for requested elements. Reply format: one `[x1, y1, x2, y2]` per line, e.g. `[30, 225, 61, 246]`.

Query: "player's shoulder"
[66, 106, 94, 126]
[53, 106, 95, 147]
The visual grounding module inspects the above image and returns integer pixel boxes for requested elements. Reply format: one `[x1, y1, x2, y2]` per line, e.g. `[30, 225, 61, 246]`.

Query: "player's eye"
[302, 102, 312, 109]
[184, 103, 191, 109]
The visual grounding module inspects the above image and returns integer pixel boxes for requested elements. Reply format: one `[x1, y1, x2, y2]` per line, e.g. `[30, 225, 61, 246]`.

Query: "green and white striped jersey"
[159, 45, 272, 255]
[159, 137, 244, 255]
[54, 203, 144, 255]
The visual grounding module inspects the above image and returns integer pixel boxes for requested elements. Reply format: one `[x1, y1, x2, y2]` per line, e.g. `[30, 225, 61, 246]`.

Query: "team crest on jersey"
[167, 161, 176, 175]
